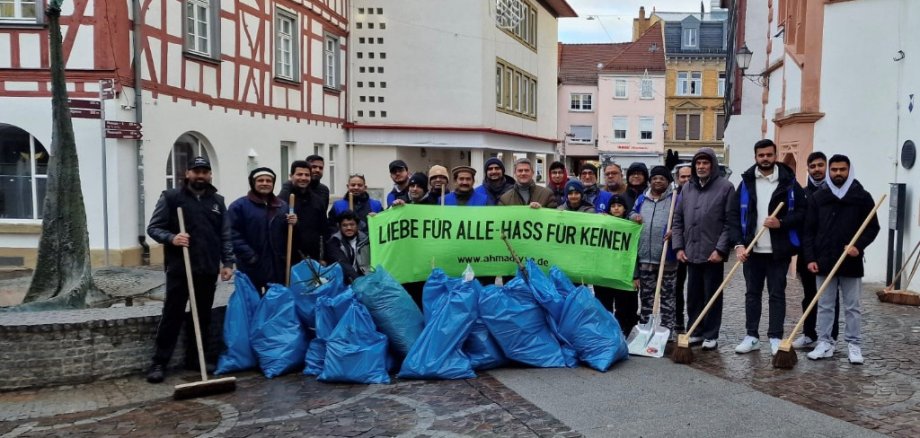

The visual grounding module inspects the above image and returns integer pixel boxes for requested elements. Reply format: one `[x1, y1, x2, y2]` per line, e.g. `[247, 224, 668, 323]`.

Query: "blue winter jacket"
[444, 190, 489, 206]
[228, 192, 289, 291]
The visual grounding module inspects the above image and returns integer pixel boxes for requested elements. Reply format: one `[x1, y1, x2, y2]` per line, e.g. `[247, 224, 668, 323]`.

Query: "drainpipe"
[132, 0, 149, 264]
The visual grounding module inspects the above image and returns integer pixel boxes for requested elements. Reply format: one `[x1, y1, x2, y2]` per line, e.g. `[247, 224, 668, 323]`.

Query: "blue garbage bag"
[550, 266, 576, 297]
[479, 279, 566, 368]
[526, 262, 578, 368]
[399, 279, 480, 380]
[318, 299, 391, 384]
[290, 260, 345, 328]
[559, 285, 629, 371]
[250, 284, 309, 378]
[421, 268, 462, 323]
[462, 320, 508, 371]
[352, 266, 425, 358]
[304, 289, 354, 375]
[215, 271, 261, 375]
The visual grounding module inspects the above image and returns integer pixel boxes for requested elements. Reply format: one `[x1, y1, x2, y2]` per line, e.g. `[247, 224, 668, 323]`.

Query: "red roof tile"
[601, 22, 666, 74]
[558, 43, 630, 85]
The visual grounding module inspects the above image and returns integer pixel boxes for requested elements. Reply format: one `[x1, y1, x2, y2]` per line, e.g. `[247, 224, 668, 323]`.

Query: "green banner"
[368, 205, 641, 290]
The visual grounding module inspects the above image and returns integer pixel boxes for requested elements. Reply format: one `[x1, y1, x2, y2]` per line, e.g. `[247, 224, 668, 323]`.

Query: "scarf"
[516, 181, 534, 204]
[808, 175, 827, 189]
[828, 167, 855, 200]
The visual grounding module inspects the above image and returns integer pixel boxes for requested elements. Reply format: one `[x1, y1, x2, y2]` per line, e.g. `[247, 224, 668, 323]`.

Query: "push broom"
[876, 239, 920, 306]
[173, 207, 237, 400]
[773, 195, 886, 369]
[671, 203, 784, 364]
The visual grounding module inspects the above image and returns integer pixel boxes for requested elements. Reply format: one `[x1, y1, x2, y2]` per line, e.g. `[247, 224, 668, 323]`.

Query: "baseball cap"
[188, 156, 211, 170]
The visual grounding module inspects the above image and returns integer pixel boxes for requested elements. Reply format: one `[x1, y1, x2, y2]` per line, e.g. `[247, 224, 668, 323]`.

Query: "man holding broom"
[146, 156, 235, 383]
[802, 155, 880, 364]
[279, 160, 327, 266]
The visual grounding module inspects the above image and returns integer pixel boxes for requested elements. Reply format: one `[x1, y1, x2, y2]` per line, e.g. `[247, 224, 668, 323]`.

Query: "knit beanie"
[248, 167, 276, 191]
[484, 157, 505, 174]
[650, 165, 673, 182]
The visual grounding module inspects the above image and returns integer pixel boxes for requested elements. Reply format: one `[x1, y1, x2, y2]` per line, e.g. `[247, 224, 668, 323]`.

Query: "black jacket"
[309, 179, 331, 213]
[802, 180, 880, 277]
[279, 181, 328, 264]
[728, 163, 806, 260]
[147, 184, 234, 276]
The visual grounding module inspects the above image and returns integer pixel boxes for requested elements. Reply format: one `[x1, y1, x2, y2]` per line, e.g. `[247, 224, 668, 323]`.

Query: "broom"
[173, 207, 236, 400]
[773, 194, 887, 369]
[876, 239, 920, 306]
[285, 194, 295, 287]
[671, 203, 784, 364]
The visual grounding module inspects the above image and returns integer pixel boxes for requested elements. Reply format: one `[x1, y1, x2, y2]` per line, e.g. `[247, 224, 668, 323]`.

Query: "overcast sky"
[558, 0, 720, 43]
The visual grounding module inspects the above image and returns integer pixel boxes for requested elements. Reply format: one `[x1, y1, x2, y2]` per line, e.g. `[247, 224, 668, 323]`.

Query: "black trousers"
[743, 253, 789, 339]
[686, 262, 724, 341]
[797, 257, 839, 340]
[594, 285, 638, 335]
[152, 272, 217, 366]
[675, 262, 687, 331]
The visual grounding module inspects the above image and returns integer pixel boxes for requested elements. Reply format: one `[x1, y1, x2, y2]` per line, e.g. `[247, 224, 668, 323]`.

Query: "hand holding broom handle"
[651, 189, 679, 316]
[776, 194, 886, 356]
[678, 202, 785, 346]
[285, 194, 295, 287]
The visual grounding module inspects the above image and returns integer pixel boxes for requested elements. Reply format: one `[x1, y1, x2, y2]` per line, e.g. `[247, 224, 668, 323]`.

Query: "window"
[495, 65, 502, 106]
[185, 0, 219, 58]
[677, 72, 688, 95]
[275, 11, 298, 81]
[328, 145, 338, 194]
[324, 34, 340, 89]
[718, 72, 726, 97]
[313, 143, 323, 157]
[570, 93, 592, 111]
[639, 117, 654, 141]
[690, 71, 702, 96]
[280, 141, 294, 177]
[614, 79, 628, 99]
[716, 114, 726, 140]
[0, 0, 43, 23]
[613, 117, 628, 141]
[513, 72, 522, 112]
[683, 28, 697, 47]
[166, 133, 210, 190]
[495, 59, 537, 119]
[0, 124, 48, 219]
[677, 71, 702, 96]
[498, 0, 537, 49]
[569, 125, 592, 144]
[675, 114, 701, 141]
[640, 78, 653, 99]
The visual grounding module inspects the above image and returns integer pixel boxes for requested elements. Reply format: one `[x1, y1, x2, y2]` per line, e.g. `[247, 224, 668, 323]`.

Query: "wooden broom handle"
[652, 189, 679, 315]
[285, 194, 295, 287]
[684, 202, 785, 338]
[884, 239, 920, 291]
[178, 207, 209, 382]
[784, 194, 886, 345]
[501, 233, 528, 282]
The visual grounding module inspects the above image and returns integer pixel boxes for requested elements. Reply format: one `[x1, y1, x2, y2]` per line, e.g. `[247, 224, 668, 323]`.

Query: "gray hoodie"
[671, 147, 736, 263]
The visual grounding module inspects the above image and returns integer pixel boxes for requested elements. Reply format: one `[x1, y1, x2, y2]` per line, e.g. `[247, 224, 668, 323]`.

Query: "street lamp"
[735, 44, 768, 87]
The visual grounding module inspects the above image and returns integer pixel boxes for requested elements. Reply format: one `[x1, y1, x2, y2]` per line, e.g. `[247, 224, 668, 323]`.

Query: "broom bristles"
[876, 289, 920, 306]
[670, 333, 694, 364]
[174, 376, 237, 400]
[771, 347, 798, 369]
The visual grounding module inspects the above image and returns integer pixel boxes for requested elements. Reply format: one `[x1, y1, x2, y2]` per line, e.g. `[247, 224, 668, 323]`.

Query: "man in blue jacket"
[474, 157, 515, 205]
[445, 166, 488, 206]
[228, 167, 297, 292]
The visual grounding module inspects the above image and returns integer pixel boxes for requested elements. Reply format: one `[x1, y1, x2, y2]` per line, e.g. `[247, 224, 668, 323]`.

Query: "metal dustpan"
[627, 313, 669, 358]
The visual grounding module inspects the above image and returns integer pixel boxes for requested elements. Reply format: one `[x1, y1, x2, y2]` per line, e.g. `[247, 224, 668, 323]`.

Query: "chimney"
[639, 6, 645, 19]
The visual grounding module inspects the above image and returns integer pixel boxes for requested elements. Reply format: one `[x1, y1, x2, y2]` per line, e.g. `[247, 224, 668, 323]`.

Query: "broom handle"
[178, 207, 209, 382]
[784, 194, 886, 344]
[904, 245, 920, 290]
[684, 202, 785, 338]
[652, 189, 679, 315]
[285, 194, 295, 287]
[885, 239, 920, 291]
[501, 233, 528, 282]
[348, 192, 354, 211]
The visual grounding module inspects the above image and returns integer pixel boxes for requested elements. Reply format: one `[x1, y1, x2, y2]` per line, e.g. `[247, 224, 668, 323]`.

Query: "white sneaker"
[701, 339, 718, 350]
[848, 344, 864, 364]
[807, 341, 835, 360]
[770, 338, 781, 356]
[791, 334, 816, 350]
[734, 336, 760, 354]
[688, 336, 703, 344]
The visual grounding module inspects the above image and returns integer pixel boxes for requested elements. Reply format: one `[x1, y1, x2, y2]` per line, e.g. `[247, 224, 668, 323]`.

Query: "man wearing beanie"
[475, 157, 515, 205]
[446, 166, 488, 206]
[629, 165, 679, 333]
[579, 163, 613, 213]
[386, 160, 410, 207]
[672, 147, 735, 350]
[557, 179, 593, 212]
[498, 158, 558, 208]
[626, 162, 650, 200]
[426, 165, 451, 204]
[547, 161, 571, 206]
[228, 167, 298, 292]
[391, 172, 429, 206]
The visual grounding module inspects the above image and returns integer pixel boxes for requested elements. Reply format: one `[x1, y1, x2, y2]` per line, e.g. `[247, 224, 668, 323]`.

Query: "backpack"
[739, 181, 800, 248]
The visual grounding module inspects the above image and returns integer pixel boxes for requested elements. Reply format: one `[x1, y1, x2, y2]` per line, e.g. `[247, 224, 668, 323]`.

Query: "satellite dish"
[496, 0, 524, 29]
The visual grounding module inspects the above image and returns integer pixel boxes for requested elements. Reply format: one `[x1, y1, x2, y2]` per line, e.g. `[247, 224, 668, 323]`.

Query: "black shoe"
[146, 364, 166, 383]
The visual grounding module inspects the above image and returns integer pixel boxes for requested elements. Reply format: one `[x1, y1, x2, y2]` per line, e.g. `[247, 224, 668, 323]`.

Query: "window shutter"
[716, 115, 726, 140]
[689, 114, 701, 140]
[676, 114, 687, 140]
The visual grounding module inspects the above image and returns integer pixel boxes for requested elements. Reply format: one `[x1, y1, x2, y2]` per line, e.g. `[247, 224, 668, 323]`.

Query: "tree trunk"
[19, 3, 98, 309]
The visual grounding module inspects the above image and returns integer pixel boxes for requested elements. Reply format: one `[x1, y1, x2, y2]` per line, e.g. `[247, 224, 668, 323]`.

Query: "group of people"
[143, 140, 879, 384]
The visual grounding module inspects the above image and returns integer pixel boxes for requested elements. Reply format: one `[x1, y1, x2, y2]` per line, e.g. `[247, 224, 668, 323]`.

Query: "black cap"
[188, 156, 211, 170]
[407, 172, 428, 192]
[389, 159, 408, 173]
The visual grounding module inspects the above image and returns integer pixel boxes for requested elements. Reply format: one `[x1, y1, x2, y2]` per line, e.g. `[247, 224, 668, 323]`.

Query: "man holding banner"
[498, 159, 558, 208]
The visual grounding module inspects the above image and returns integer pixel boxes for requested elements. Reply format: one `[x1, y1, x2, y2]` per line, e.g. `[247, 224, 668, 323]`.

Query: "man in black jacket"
[729, 139, 806, 356]
[279, 160, 327, 266]
[325, 211, 369, 284]
[803, 155, 880, 364]
[307, 154, 330, 213]
[145, 156, 234, 383]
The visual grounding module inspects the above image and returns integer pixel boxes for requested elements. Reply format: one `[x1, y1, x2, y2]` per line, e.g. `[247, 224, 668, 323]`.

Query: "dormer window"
[683, 28, 697, 48]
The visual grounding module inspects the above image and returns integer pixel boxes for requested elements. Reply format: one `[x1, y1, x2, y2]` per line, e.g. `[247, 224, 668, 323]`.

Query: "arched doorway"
[165, 132, 214, 189]
[0, 123, 49, 219]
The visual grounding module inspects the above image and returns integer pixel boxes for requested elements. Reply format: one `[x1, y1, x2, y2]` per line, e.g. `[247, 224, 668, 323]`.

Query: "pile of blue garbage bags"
[215, 259, 629, 383]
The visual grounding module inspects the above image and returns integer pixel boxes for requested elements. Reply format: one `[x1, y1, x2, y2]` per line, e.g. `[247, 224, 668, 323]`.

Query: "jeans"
[816, 276, 862, 345]
[743, 253, 789, 339]
[797, 257, 839, 340]
[686, 262, 725, 341]
[152, 272, 218, 366]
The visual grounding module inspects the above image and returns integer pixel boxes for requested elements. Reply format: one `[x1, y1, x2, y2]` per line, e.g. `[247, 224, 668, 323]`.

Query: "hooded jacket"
[727, 162, 806, 260]
[326, 230, 370, 284]
[626, 162, 650, 200]
[671, 148, 736, 263]
[629, 188, 677, 265]
[474, 175, 516, 206]
[228, 191, 289, 290]
[802, 180, 879, 277]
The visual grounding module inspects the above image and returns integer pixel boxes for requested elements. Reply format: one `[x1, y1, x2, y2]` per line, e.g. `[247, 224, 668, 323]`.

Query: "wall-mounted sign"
[902, 140, 916, 170]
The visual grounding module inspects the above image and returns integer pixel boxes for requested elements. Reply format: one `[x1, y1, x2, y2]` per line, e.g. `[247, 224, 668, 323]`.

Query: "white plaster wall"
[817, 0, 919, 283]
[596, 74, 666, 156]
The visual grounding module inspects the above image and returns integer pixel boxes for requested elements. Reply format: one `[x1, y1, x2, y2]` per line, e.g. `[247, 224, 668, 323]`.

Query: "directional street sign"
[68, 99, 102, 119]
[104, 120, 142, 139]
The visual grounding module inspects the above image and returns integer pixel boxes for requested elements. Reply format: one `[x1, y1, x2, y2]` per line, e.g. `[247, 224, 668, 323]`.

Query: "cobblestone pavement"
[684, 262, 920, 438]
[0, 371, 580, 437]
